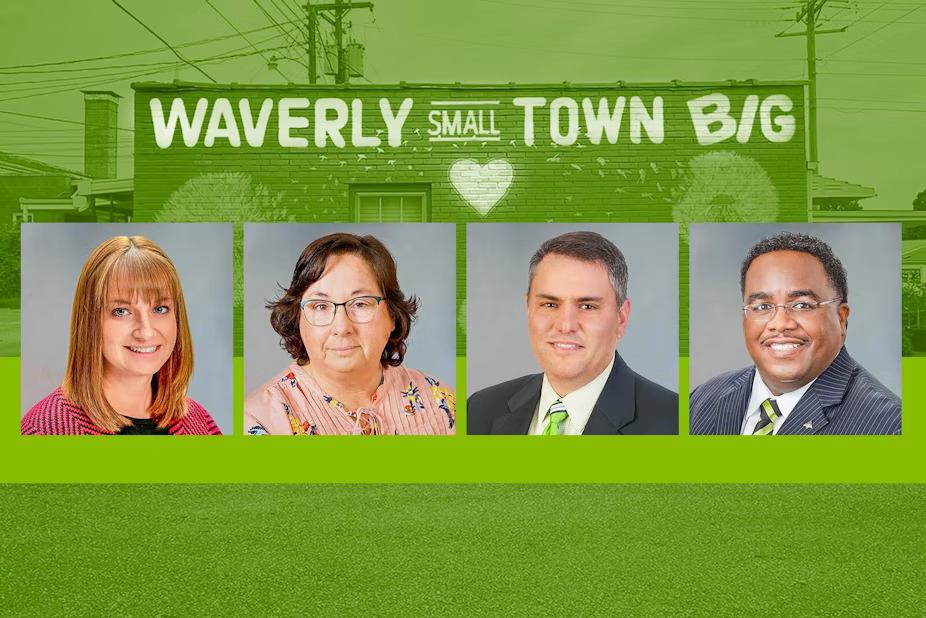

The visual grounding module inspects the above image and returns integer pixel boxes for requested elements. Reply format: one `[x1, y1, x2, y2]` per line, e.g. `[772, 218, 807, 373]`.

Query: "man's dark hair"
[740, 232, 848, 301]
[528, 231, 629, 304]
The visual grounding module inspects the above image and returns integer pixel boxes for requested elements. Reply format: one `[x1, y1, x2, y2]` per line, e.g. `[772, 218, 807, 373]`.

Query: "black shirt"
[117, 417, 170, 435]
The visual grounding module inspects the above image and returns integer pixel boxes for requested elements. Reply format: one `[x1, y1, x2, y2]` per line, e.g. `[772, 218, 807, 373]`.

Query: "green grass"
[0, 485, 922, 615]
[0, 309, 18, 357]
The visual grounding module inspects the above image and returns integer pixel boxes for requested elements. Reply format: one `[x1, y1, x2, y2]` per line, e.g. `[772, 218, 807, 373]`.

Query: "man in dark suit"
[467, 231, 678, 435]
[690, 232, 901, 435]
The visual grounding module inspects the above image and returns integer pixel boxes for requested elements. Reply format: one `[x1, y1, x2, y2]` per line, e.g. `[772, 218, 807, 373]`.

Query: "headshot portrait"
[244, 224, 456, 435]
[20, 224, 232, 435]
[467, 224, 678, 435]
[689, 224, 901, 436]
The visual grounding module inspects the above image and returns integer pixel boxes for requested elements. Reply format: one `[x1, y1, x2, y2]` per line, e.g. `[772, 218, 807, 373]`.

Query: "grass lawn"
[0, 308, 18, 357]
[0, 484, 922, 615]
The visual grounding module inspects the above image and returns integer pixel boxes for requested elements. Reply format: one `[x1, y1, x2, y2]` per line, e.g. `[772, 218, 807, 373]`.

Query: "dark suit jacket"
[689, 347, 901, 435]
[466, 352, 678, 435]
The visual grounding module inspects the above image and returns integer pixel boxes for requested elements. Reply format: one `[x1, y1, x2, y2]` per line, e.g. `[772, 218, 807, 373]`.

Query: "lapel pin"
[803, 421, 813, 429]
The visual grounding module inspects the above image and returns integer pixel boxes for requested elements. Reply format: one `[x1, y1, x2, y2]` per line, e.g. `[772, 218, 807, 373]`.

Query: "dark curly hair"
[268, 233, 418, 367]
[740, 232, 848, 301]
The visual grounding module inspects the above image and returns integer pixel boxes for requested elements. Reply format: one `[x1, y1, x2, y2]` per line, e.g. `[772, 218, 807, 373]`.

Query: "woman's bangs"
[105, 250, 178, 305]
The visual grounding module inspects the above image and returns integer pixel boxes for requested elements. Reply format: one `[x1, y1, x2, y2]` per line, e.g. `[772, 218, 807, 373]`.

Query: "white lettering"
[583, 97, 625, 145]
[150, 97, 209, 148]
[760, 95, 795, 143]
[513, 97, 545, 146]
[380, 97, 413, 147]
[427, 110, 442, 137]
[630, 96, 663, 144]
[314, 98, 348, 148]
[550, 97, 579, 146]
[239, 98, 273, 147]
[203, 98, 240, 147]
[736, 95, 760, 144]
[351, 100, 381, 147]
[687, 93, 736, 145]
[278, 98, 310, 148]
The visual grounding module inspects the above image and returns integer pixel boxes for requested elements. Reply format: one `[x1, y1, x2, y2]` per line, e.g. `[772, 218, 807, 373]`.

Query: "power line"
[205, 0, 295, 82]
[0, 42, 294, 98]
[253, 0, 305, 49]
[270, 0, 302, 25]
[0, 110, 135, 132]
[0, 21, 300, 73]
[352, 25, 804, 64]
[109, 0, 217, 83]
[824, 3, 925, 57]
[0, 37, 297, 104]
[474, 0, 790, 22]
[0, 26, 300, 102]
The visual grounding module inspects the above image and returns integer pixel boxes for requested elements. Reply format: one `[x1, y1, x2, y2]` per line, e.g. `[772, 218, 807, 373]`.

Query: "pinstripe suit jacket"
[689, 347, 901, 435]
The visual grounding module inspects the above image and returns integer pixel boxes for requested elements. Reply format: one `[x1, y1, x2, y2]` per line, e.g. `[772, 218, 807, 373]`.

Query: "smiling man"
[467, 231, 678, 435]
[690, 232, 901, 436]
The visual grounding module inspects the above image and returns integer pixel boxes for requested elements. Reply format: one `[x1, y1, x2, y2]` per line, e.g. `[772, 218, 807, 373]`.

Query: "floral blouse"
[244, 363, 456, 435]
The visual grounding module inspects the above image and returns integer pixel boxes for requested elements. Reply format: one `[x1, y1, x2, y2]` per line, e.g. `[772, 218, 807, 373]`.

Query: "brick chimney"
[81, 90, 121, 179]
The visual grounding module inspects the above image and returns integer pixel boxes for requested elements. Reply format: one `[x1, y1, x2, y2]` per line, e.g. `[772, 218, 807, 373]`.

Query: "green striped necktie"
[752, 398, 782, 435]
[543, 400, 569, 436]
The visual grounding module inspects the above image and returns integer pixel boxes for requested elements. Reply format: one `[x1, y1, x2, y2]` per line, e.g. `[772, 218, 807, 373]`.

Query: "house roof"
[0, 150, 86, 179]
[132, 78, 809, 92]
[811, 173, 876, 201]
[902, 240, 926, 264]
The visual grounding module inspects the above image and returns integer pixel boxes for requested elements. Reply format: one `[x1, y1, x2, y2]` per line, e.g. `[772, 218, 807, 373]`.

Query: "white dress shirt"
[741, 371, 816, 435]
[528, 356, 615, 435]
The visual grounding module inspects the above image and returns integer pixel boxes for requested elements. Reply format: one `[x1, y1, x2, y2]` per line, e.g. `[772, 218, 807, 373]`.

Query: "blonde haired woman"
[22, 236, 220, 435]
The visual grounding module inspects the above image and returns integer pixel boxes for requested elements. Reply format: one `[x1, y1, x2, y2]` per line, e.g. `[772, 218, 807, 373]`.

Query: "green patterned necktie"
[752, 398, 782, 435]
[543, 400, 569, 435]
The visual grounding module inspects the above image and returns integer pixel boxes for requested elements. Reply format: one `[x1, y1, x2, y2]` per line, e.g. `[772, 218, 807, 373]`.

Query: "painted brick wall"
[133, 82, 808, 356]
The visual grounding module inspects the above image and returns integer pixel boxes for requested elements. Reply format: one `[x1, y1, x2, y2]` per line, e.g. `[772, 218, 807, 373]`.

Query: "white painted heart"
[449, 159, 513, 216]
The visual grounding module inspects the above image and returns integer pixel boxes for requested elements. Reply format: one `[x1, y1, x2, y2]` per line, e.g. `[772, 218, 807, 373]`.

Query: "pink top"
[21, 387, 222, 435]
[245, 363, 456, 435]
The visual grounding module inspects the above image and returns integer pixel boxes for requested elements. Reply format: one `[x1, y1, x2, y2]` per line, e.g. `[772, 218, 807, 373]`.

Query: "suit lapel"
[777, 390, 829, 435]
[713, 368, 755, 435]
[778, 347, 853, 435]
[491, 374, 543, 435]
[583, 353, 636, 435]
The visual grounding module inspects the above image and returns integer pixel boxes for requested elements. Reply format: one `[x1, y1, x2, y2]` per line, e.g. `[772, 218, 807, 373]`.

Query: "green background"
[2, 2, 924, 612]
[1, 484, 922, 615]
[4, 358, 924, 482]
[1, 1, 924, 480]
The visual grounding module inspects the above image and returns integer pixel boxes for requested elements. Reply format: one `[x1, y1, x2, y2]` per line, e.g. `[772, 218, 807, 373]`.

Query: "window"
[351, 184, 430, 222]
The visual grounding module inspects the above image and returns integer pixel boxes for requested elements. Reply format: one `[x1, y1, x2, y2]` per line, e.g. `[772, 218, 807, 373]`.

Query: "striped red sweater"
[21, 388, 222, 435]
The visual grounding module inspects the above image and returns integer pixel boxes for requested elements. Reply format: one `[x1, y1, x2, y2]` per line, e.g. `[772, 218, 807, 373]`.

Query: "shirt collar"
[744, 370, 816, 431]
[536, 355, 615, 435]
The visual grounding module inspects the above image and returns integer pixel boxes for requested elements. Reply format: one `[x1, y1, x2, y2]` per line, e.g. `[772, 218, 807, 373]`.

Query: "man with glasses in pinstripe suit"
[690, 232, 901, 436]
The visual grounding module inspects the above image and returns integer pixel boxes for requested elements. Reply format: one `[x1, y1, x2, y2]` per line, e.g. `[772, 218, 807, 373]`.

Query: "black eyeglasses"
[300, 295, 385, 326]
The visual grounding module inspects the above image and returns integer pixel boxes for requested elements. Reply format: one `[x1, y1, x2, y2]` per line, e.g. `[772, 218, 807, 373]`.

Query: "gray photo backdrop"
[689, 223, 901, 395]
[467, 223, 679, 395]
[21, 223, 234, 433]
[244, 224, 456, 394]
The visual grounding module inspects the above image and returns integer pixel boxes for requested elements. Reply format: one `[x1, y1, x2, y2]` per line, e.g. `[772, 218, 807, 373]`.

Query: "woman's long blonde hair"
[61, 236, 194, 432]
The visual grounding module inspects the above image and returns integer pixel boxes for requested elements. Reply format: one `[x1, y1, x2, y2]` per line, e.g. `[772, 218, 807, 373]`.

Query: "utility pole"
[776, 0, 847, 170]
[335, 0, 345, 84]
[304, 1, 374, 84]
[307, 1, 317, 83]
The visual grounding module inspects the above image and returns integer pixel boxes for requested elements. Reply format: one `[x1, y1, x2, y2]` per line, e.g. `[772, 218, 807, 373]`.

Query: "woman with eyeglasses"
[21, 236, 221, 435]
[244, 233, 455, 435]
